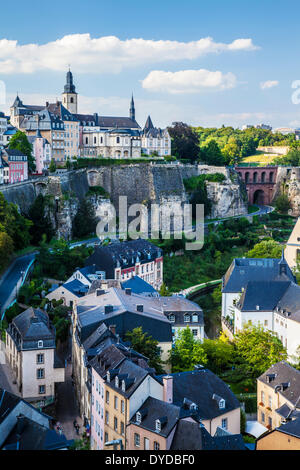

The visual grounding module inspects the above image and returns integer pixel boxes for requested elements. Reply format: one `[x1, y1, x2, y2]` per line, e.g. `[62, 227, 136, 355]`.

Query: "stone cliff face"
[0, 163, 248, 239]
[275, 167, 300, 216]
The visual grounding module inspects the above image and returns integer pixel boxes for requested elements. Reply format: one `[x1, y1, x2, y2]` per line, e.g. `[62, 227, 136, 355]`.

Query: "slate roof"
[275, 282, 300, 322]
[275, 416, 300, 438]
[2, 416, 72, 450]
[97, 116, 140, 129]
[222, 257, 295, 293]
[104, 357, 150, 398]
[158, 369, 240, 421]
[0, 389, 21, 425]
[85, 239, 163, 278]
[3, 148, 27, 158]
[237, 281, 291, 311]
[62, 279, 89, 297]
[9, 307, 56, 351]
[170, 420, 246, 450]
[47, 101, 79, 122]
[121, 276, 158, 296]
[130, 396, 183, 437]
[258, 361, 300, 407]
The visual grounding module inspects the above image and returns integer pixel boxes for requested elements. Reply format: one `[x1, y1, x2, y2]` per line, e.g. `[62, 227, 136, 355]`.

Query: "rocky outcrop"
[275, 167, 300, 216]
[0, 163, 248, 238]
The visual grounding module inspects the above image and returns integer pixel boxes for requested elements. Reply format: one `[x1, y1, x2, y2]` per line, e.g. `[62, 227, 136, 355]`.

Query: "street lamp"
[104, 439, 124, 450]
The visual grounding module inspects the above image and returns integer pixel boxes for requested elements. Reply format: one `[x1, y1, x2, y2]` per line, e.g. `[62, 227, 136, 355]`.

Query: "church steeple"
[62, 68, 78, 114]
[130, 94, 135, 121]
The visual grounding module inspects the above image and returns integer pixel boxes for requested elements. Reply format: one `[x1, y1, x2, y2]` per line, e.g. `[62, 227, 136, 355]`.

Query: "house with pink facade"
[1, 149, 28, 183]
[28, 129, 51, 174]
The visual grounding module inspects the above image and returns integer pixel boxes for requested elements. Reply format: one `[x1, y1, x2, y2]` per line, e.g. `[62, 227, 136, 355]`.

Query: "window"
[268, 396, 272, 410]
[37, 354, 44, 364]
[184, 314, 190, 323]
[121, 400, 125, 414]
[219, 399, 225, 409]
[114, 417, 118, 431]
[37, 368, 44, 379]
[114, 396, 118, 410]
[261, 391, 265, 405]
[105, 432, 108, 443]
[105, 411, 109, 425]
[154, 441, 160, 450]
[134, 433, 140, 447]
[106, 391, 109, 404]
[39, 385, 45, 394]
[192, 329, 198, 337]
[192, 314, 198, 323]
[221, 418, 228, 430]
[155, 420, 161, 433]
[268, 417, 272, 428]
[37, 340, 43, 348]
[169, 314, 175, 322]
[264, 320, 268, 327]
[121, 422, 125, 436]
[261, 412, 265, 423]
[136, 412, 141, 424]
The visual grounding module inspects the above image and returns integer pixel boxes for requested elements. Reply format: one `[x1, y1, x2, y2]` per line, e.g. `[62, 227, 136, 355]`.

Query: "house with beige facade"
[285, 217, 300, 270]
[5, 307, 65, 406]
[257, 361, 300, 432]
[256, 416, 300, 450]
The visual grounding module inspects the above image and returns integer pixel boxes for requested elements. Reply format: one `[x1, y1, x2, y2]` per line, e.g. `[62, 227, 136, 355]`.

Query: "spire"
[279, 248, 288, 276]
[64, 69, 76, 94]
[130, 93, 135, 121]
[144, 115, 154, 131]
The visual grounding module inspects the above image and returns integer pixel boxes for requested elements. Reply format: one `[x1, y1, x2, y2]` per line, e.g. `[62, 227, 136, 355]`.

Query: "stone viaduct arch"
[236, 166, 278, 205]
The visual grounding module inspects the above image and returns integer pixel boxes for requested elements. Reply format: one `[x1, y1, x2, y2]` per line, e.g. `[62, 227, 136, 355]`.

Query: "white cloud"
[142, 69, 237, 94]
[0, 34, 259, 75]
[260, 80, 279, 90]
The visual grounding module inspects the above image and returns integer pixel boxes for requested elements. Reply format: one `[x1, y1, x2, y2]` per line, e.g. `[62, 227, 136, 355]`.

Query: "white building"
[0, 112, 7, 148]
[141, 116, 171, 157]
[223, 254, 300, 363]
[5, 307, 65, 405]
[81, 128, 141, 159]
[284, 217, 300, 270]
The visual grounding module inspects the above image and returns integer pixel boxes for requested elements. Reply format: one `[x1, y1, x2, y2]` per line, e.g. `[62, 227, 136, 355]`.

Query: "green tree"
[159, 282, 168, 296]
[28, 194, 54, 245]
[49, 159, 56, 173]
[170, 327, 207, 373]
[200, 139, 225, 166]
[201, 335, 235, 375]
[125, 326, 165, 374]
[246, 239, 283, 258]
[72, 198, 97, 239]
[167, 122, 200, 162]
[235, 324, 287, 377]
[222, 137, 241, 165]
[274, 193, 291, 214]
[9, 130, 35, 172]
[0, 232, 14, 270]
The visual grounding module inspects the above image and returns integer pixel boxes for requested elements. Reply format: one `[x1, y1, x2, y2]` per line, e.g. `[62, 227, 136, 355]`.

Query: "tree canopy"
[169, 327, 208, 373]
[246, 239, 283, 258]
[8, 130, 35, 172]
[124, 326, 165, 374]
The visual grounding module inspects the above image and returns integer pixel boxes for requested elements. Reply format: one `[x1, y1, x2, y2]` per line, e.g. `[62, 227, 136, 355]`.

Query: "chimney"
[109, 324, 116, 335]
[163, 375, 173, 404]
[16, 414, 26, 436]
[125, 288, 132, 296]
[104, 305, 113, 314]
[136, 304, 144, 312]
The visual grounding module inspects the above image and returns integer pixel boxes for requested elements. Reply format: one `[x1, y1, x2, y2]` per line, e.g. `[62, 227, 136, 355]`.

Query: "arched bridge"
[235, 166, 278, 205]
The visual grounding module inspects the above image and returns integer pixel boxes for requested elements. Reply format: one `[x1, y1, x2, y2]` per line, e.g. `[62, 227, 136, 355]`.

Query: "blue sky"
[1, 0, 299, 128]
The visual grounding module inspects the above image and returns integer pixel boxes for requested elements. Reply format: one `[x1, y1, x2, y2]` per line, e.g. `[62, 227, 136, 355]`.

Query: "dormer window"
[219, 399, 225, 409]
[136, 412, 141, 424]
[169, 314, 175, 322]
[122, 380, 126, 392]
[192, 314, 198, 323]
[107, 371, 110, 382]
[184, 314, 191, 323]
[38, 340, 43, 348]
[190, 403, 198, 411]
[155, 419, 161, 433]
[115, 376, 119, 388]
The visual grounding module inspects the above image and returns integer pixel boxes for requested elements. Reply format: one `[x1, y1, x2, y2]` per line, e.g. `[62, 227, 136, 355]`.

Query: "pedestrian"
[73, 419, 77, 428]
[75, 424, 80, 435]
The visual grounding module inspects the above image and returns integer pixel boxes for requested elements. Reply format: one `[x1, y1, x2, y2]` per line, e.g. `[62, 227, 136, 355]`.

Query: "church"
[10, 70, 171, 165]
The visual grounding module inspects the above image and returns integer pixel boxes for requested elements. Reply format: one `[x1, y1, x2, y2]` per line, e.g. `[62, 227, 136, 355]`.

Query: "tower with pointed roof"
[62, 69, 78, 114]
[129, 94, 135, 122]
